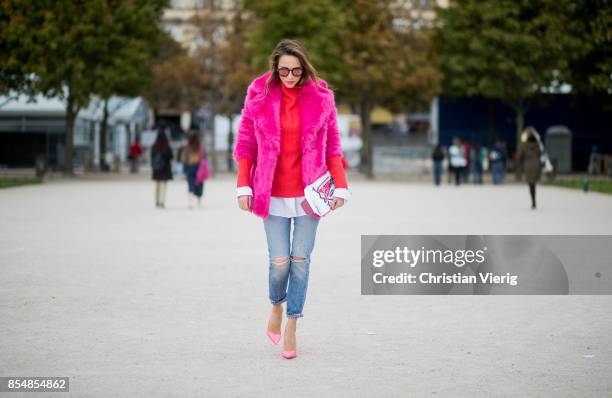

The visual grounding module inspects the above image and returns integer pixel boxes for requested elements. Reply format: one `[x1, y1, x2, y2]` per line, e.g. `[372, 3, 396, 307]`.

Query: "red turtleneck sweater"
[236, 82, 347, 193]
[271, 83, 303, 196]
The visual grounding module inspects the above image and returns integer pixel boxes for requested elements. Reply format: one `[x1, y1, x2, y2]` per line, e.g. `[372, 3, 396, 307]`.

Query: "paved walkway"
[1, 174, 611, 397]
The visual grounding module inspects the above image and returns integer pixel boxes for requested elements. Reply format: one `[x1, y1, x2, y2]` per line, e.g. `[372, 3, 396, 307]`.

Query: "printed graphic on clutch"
[315, 177, 335, 204]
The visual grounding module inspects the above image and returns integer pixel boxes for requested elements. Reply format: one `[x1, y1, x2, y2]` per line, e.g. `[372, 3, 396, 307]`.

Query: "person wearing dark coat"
[181, 132, 205, 208]
[516, 127, 542, 209]
[490, 140, 507, 184]
[151, 129, 173, 208]
[431, 144, 445, 186]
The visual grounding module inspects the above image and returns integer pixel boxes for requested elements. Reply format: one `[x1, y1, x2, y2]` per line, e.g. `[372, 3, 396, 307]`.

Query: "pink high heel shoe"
[282, 350, 297, 359]
[266, 313, 281, 345]
[266, 330, 281, 345]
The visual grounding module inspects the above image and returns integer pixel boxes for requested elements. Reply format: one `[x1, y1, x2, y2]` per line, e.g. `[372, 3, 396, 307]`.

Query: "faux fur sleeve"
[325, 93, 343, 159]
[233, 90, 258, 163]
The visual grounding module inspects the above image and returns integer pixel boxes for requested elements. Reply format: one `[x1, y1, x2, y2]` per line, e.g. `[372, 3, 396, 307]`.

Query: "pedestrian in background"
[516, 126, 542, 209]
[490, 140, 507, 184]
[181, 131, 205, 208]
[470, 143, 484, 184]
[432, 144, 445, 186]
[151, 128, 173, 209]
[448, 137, 466, 186]
[128, 138, 143, 173]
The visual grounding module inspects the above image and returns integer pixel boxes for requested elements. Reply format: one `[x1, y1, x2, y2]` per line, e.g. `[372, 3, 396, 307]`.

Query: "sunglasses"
[277, 67, 303, 77]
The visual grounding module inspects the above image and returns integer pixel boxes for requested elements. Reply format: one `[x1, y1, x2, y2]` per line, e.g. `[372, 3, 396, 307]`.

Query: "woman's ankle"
[285, 318, 297, 330]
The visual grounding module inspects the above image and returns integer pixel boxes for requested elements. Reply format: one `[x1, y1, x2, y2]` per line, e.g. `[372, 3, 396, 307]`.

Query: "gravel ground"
[1, 173, 611, 397]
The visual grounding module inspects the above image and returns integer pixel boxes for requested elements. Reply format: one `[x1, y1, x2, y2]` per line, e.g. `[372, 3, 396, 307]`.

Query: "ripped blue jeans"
[263, 214, 320, 318]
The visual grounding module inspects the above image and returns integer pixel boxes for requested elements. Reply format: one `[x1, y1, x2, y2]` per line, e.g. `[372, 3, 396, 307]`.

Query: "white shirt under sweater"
[236, 186, 351, 218]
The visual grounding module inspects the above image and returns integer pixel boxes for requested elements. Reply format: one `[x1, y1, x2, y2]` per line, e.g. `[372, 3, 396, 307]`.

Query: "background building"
[0, 93, 151, 170]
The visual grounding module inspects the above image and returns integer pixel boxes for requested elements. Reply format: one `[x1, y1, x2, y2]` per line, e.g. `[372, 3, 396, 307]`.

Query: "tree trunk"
[359, 99, 374, 179]
[227, 115, 234, 172]
[100, 99, 109, 171]
[64, 93, 76, 175]
[515, 107, 524, 149]
[208, 0, 217, 177]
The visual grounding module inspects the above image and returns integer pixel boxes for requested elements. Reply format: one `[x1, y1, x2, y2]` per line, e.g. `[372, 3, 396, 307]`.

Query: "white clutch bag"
[300, 171, 335, 219]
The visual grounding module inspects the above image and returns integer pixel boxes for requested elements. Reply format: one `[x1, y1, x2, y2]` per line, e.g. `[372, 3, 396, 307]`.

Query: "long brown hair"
[152, 128, 170, 154]
[264, 39, 321, 96]
[187, 132, 201, 154]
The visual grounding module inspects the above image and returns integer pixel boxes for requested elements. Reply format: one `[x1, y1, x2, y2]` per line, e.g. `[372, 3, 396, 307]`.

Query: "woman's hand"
[238, 195, 252, 211]
[330, 196, 345, 210]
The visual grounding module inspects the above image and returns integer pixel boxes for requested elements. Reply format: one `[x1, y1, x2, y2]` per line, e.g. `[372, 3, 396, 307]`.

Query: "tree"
[190, 3, 227, 176]
[243, 0, 343, 76]
[188, 1, 258, 174]
[437, 0, 584, 146]
[215, 5, 258, 171]
[243, 0, 440, 178]
[92, 0, 167, 171]
[566, 0, 612, 106]
[333, 0, 440, 178]
[143, 32, 204, 113]
[0, 0, 167, 174]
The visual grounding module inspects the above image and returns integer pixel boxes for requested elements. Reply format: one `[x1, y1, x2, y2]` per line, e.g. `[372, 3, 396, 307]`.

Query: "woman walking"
[516, 126, 542, 209]
[431, 144, 445, 186]
[233, 39, 350, 360]
[151, 129, 173, 209]
[181, 132, 205, 208]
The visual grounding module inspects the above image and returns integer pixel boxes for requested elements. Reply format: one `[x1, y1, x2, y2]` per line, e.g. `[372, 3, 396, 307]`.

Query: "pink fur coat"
[233, 70, 345, 219]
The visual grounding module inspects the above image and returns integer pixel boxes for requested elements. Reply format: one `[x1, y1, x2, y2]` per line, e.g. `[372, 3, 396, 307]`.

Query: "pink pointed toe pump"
[282, 350, 297, 359]
[266, 313, 281, 345]
[266, 330, 281, 345]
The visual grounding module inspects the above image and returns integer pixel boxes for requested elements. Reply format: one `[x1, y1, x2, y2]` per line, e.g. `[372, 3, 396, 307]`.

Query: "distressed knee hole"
[291, 256, 306, 263]
[272, 256, 289, 268]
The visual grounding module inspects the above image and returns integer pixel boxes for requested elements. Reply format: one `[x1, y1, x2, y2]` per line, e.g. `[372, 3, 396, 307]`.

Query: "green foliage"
[551, 179, 612, 194]
[567, 1, 612, 101]
[0, 178, 41, 189]
[242, 0, 342, 80]
[333, 0, 440, 111]
[437, 0, 584, 110]
[0, 0, 167, 104]
[243, 0, 440, 110]
[0, 0, 167, 173]
[92, 0, 168, 100]
[243, 0, 441, 177]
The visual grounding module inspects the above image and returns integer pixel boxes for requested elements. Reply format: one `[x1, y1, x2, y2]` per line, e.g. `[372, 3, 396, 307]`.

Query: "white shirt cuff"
[237, 186, 253, 197]
[333, 187, 351, 201]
